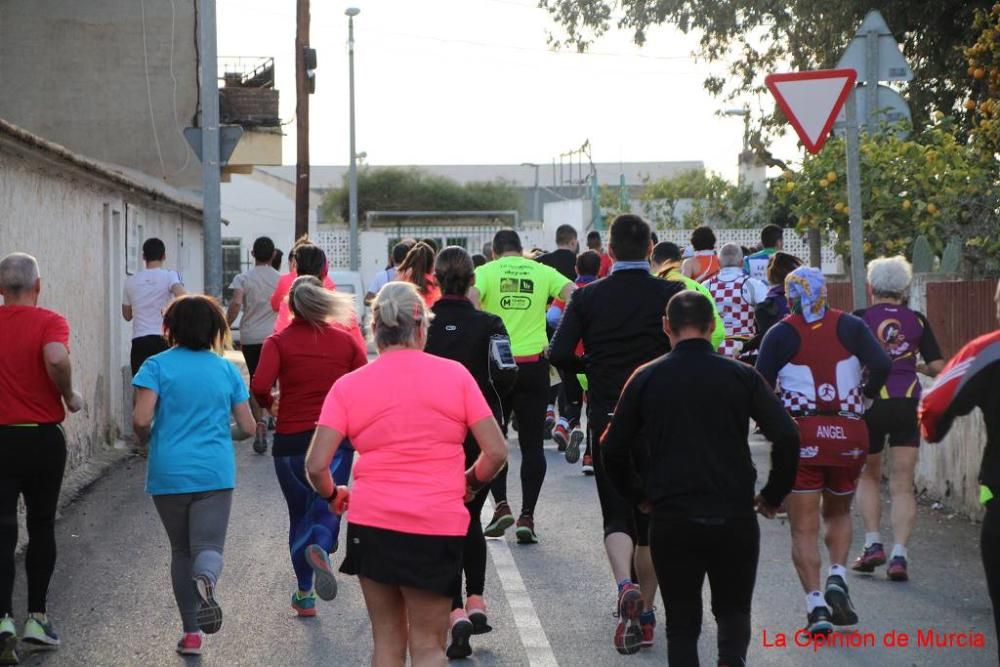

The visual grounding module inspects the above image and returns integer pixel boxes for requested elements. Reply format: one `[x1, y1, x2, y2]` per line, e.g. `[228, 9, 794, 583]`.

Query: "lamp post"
[346, 7, 360, 271]
[521, 162, 540, 222]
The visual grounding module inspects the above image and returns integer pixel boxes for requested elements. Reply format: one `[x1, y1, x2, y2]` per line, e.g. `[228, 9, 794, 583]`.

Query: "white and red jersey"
[704, 268, 762, 358]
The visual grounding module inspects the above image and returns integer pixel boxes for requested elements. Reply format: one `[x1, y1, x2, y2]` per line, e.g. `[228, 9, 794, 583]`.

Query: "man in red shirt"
[0, 252, 83, 662]
[587, 231, 613, 278]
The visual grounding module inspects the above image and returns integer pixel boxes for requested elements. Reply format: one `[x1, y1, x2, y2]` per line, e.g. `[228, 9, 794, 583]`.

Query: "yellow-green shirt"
[475, 256, 571, 356]
[660, 268, 727, 351]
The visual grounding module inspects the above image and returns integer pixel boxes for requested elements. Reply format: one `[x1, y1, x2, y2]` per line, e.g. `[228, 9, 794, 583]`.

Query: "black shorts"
[130, 335, 169, 376]
[865, 397, 920, 455]
[241, 344, 263, 379]
[339, 522, 464, 597]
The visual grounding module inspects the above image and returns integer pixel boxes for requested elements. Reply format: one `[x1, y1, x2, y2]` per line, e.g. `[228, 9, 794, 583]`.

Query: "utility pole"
[346, 7, 360, 271]
[844, 90, 867, 311]
[199, 0, 222, 298]
[294, 0, 310, 239]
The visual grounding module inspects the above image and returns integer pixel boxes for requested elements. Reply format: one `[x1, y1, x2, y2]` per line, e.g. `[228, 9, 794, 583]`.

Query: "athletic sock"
[805, 591, 825, 613]
[829, 564, 847, 580]
[617, 578, 633, 592]
[865, 532, 882, 547]
[556, 417, 570, 430]
[891, 544, 908, 559]
[639, 609, 656, 623]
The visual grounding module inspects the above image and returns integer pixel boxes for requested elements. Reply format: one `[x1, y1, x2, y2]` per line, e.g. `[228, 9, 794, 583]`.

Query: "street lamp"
[521, 162, 540, 222]
[346, 7, 360, 271]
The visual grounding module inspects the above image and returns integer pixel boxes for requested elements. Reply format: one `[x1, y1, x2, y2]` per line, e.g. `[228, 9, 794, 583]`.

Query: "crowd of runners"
[0, 214, 999, 666]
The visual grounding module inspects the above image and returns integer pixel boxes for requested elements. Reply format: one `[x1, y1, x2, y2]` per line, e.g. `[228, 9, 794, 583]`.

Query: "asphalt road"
[9, 432, 997, 666]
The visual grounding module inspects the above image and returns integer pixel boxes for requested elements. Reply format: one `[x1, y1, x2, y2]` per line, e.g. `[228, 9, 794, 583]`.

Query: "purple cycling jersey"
[860, 303, 934, 400]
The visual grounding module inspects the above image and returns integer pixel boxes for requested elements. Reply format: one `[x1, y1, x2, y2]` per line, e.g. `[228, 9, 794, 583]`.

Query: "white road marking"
[482, 499, 559, 667]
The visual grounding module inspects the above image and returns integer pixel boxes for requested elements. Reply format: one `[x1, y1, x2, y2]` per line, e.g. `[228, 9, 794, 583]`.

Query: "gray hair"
[371, 281, 432, 350]
[719, 243, 743, 269]
[288, 275, 355, 327]
[0, 252, 40, 295]
[867, 256, 912, 298]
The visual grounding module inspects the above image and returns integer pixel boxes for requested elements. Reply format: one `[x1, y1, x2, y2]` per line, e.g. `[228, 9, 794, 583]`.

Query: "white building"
[0, 118, 204, 472]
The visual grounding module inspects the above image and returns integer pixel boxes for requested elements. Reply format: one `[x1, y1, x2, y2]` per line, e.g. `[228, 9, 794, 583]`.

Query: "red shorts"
[793, 461, 865, 496]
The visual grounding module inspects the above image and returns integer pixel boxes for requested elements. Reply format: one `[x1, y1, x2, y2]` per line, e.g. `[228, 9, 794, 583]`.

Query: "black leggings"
[557, 370, 583, 425]
[650, 515, 760, 667]
[591, 402, 649, 545]
[491, 358, 549, 516]
[0, 425, 67, 616]
[451, 487, 490, 610]
[981, 499, 1000, 663]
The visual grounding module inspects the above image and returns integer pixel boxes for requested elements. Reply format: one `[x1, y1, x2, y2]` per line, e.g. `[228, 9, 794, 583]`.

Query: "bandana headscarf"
[785, 266, 827, 324]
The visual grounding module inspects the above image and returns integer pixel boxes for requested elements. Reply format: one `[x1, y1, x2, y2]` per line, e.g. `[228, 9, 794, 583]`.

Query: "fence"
[925, 279, 998, 359]
[643, 229, 841, 275]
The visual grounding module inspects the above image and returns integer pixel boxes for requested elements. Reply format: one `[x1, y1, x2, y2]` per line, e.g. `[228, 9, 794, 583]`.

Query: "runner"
[650, 242, 725, 351]
[0, 253, 84, 666]
[226, 236, 280, 453]
[853, 257, 944, 581]
[305, 282, 507, 667]
[602, 290, 799, 666]
[122, 237, 185, 376]
[425, 247, 517, 659]
[756, 267, 891, 637]
[744, 224, 784, 283]
[472, 229, 575, 543]
[680, 226, 721, 282]
[132, 295, 256, 656]
[550, 214, 686, 653]
[364, 240, 415, 307]
[250, 277, 367, 616]
[587, 230, 613, 277]
[704, 243, 767, 359]
[396, 242, 441, 308]
[537, 225, 583, 456]
[919, 278, 1000, 662]
[271, 240, 337, 334]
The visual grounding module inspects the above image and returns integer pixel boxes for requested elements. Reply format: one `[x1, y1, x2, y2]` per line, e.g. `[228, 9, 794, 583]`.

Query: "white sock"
[891, 544, 908, 559]
[805, 591, 825, 613]
[829, 564, 847, 579]
[864, 532, 882, 547]
[556, 417, 570, 429]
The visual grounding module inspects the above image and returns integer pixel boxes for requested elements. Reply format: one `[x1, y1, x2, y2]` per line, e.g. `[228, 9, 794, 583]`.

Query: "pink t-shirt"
[317, 349, 494, 536]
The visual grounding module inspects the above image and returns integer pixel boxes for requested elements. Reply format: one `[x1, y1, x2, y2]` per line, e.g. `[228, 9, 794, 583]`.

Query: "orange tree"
[768, 120, 1000, 275]
[964, 4, 1000, 158]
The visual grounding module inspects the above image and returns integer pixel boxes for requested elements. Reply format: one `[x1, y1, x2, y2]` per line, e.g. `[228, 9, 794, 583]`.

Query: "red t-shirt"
[0, 305, 70, 424]
[251, 319, 368, 434]
[598, 252, 613, 278]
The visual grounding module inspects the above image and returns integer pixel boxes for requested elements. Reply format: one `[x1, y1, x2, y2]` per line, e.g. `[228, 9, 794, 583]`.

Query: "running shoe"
[804, 606, 834, 638]
[446, 610, 474, 660]
[639, 609, 656, 648]
[543, 409, 554, 440]
[515, 515, 538, 544]
[851, 542, 886, 573]
[466, 595, 492, 635]
[291, 590, 317, 617]
[0, 615, 18, 666]
[887, 556, 909, 582]
[252, 421, 268, 454]
[553, 423, 569, 452]
[175, 632, 203, 656]
[483, 502, 514, 538]
[614, 583, 643, 655]
[824, 575, 858, 626]
[22, 615, 59, 647]
[565, 427, 584, 464]
[305, 544, 338, 601]
[193, 575, 223, 634]
[581, 453, 595, 476]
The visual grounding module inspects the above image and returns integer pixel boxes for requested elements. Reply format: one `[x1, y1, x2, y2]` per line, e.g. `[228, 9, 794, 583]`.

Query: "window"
[222, 238, 244, 303]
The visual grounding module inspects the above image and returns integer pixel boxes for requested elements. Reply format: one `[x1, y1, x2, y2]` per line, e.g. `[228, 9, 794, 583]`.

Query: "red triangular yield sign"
[765, 69, 857, 154]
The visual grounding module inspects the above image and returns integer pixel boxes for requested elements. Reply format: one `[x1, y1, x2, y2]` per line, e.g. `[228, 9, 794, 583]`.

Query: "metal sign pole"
[844, 89, 867, 310]
[865, 30, 879, 134]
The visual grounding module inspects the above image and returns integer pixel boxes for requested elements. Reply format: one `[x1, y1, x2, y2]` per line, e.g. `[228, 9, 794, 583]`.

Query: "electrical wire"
[140, 0, 168, 179]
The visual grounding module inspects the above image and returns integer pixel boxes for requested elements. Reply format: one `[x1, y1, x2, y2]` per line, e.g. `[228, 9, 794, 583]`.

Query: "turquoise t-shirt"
[133, 347, 249, 495]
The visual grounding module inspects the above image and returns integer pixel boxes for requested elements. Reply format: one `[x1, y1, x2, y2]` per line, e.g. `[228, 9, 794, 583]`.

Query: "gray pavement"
[9, 433, 998, 666]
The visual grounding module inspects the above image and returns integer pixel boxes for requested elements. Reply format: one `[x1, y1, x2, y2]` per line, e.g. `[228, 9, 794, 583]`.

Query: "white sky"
[217, 0, 798, 183]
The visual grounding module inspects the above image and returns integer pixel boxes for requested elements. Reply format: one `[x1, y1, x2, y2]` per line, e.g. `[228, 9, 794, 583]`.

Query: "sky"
[217, 0, 797, 184]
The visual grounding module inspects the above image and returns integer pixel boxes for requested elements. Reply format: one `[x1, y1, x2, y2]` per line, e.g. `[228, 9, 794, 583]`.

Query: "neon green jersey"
[475, 256, 571, 356]
[661, 268, 727, 351]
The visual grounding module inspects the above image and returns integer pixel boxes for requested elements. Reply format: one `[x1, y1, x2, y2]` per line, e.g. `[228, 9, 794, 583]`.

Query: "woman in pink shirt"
[305, 282, 507, 667]
[396, 242, 441, 308]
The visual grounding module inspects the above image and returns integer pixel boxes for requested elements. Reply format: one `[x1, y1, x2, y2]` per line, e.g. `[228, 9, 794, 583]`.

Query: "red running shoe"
[639, 609, 656, 648]
[176, 632, 203, 656]
[614, 583, 643, 655]
[851, 543, 886, 573]
[887, 556, 909, 581]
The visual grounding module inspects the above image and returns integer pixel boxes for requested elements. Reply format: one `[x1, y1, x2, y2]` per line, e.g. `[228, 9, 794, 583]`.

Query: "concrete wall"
[0, 140, 203, 474]
[0, 0, 201, 189]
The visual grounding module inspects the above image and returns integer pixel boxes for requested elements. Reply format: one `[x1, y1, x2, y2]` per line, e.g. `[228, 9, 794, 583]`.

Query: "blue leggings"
[273, 446, 353, 592]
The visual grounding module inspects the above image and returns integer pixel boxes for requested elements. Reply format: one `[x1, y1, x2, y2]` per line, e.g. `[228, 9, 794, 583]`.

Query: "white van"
[329, 269, 366, 327]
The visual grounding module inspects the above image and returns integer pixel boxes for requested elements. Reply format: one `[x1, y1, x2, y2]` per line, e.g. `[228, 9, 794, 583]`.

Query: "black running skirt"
[340, 522, 464, 597]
